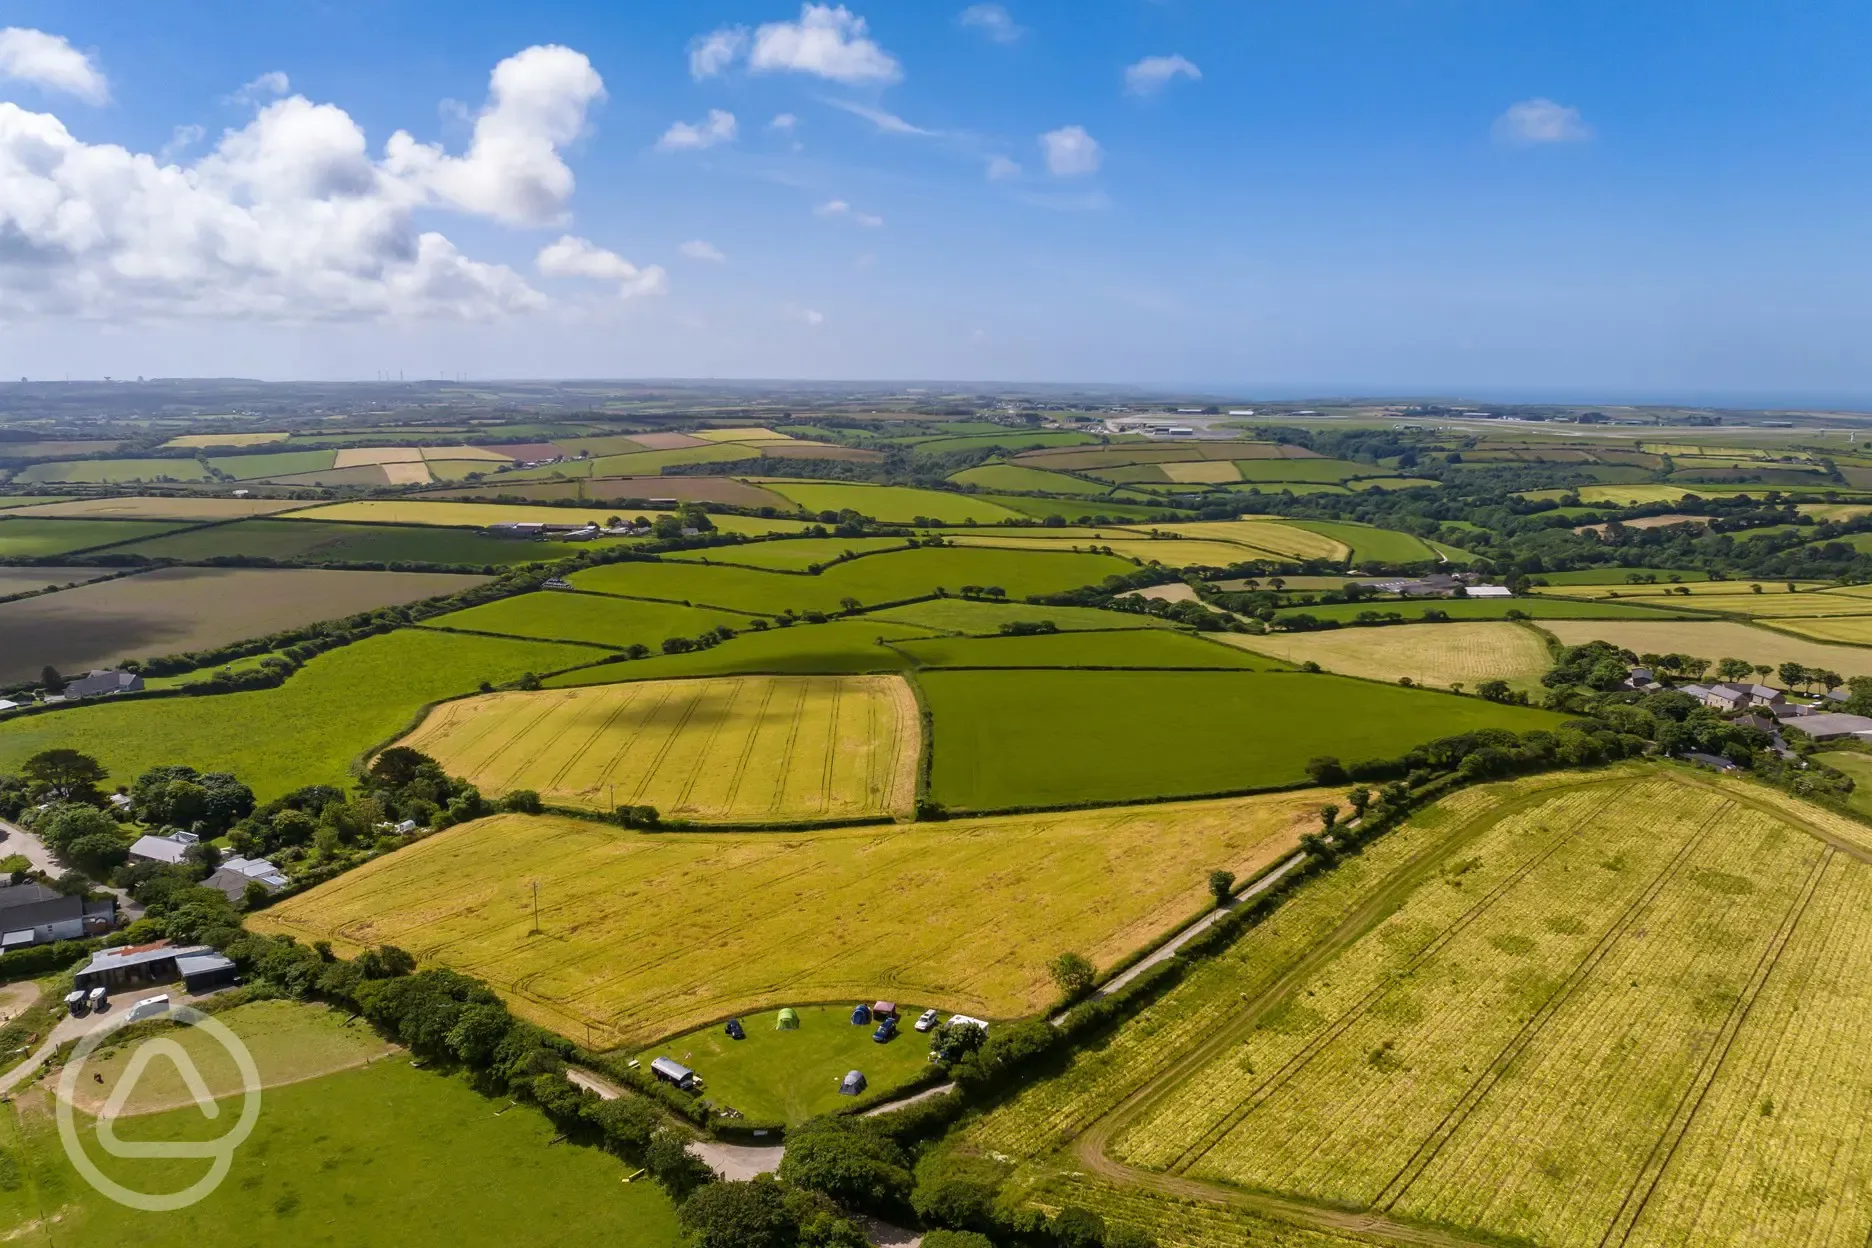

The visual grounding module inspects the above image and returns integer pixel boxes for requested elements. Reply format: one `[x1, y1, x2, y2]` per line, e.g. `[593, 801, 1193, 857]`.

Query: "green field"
[917, 668, 1561, 810]
[1533, 567, 1713, 585]
[761, 480, 1028, 524]
[0, 628, 604, 797]
[1271, 596, 1702, 623]
[895, 628, 1267, 669]
[569, 546, 1134, 615]
[543, 619, 932, 685]
[909, 430, 1099, 455]
[111, 519, 605, 566]
[1283, 521, 1441, 564]
[1815, 751, 1872, 818]
[206, 448, 339, 478]
[947, 463, 1115, 495]
[429, 591, 748, 647]
[0, 1054, 677, 1247]
[1231, 458, 1370, 483]
[640, 1002, 936, 1122]
[868, 598, 1182, 634]
[12, 458, 209, 484]
[0, 517, 193, 557]
[983, 494, 1177, 522]
[661, 536, 912, 569]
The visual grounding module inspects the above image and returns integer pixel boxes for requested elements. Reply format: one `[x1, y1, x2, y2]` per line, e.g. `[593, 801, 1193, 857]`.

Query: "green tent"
[775, 1008, 800, 1030]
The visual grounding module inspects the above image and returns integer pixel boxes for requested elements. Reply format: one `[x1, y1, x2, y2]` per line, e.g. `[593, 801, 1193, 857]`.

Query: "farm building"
[205, 856, 289, 902]
[1783, 713, 1872, 742]
[73, 941, 220, 992]
[0, 882, 115, 950]
[839, 1070, 867, 1096]
[650, 1057, 698, 1090]
[776, 1008, 800, 1030]
[128, 831, 198, 865]
[176, 950, 239, 994]
[56, 669, 144, 699]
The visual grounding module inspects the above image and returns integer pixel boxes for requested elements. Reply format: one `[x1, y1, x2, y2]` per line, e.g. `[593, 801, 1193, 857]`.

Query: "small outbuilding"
[850, 1003, 871, 1025]
[775, 1007, 800, 1031]
[839, 1070, 867, 1096]
[650, 1057, 699, 1091]
[176, 951, 238, 994]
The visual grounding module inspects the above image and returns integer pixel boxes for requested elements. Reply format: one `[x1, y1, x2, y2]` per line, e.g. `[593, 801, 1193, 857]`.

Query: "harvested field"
[918, 668, 1561, 810]
[253, 788, 1326, 1045]
[1162, 461, 1243, 484]
[288, 499, 813, 535]
[761, 481, 1027, 524]
[381, 462, 432, 485]
[334, 446, 425, 466]
[400, 674, 920, 822]
[0, 566, 117, 597]
[1542, 618, 1872, 678]
[950, 535, 1256, 566]
[1218, 621, 1552, 691]
[0, 517, 192, 557]
[1146, 520, 1353, 561]
[421, 445, 509, 461]
[2, 496, 302, 520]
[1285, 520, 1438, 563]
[1575, 513, 1713, 534]
[1274, 597, 1700, 623]
[694, 426, 795, 442]
[13, 458, 209, 484]
[1771, 615, 1872, 645]
[264, 465, 397, 487]
[978, 494, 1174, 522]
[0, 566, 489, 682]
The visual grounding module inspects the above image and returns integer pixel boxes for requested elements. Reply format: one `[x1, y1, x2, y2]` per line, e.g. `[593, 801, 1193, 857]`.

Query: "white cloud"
[959, 4, 1023, 43]
[0, 28, 107, 104]
[985, 154, 1020, 180]
[749, 4, 901, 85]
[769, 112, 799, 131]
[656, 108, 737, 151]
[160, 123, 205, 162]
[679, 239, 727, 263]
[537, 236, 667, 298]
[383, 44, 607, 225]
[814, 198, 882, 227]
[0, 45, 638, 323]
[1124, 54, 1200, 96]
[689, 27, 748, 80]
[1039, 124, 1101, 176]
[1493, 98, 1591, 146]
[226, 71, 291, 106]
[783, 302, 825, 325]
[824, 98, 934, 136]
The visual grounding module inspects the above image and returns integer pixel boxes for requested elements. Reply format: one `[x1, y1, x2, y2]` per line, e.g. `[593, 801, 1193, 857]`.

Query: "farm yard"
[1222, 620, 1553, 691]
[253, 788, 1324, 1046]
[0, 566, 490, 683]
[399, 674, 921, 822]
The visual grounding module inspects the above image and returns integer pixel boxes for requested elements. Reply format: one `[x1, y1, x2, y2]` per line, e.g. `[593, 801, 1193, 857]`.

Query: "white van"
[126, 995, 170, 1022]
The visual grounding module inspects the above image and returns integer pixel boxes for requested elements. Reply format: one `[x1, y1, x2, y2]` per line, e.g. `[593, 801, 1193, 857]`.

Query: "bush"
[922, 1233, 995, 1248]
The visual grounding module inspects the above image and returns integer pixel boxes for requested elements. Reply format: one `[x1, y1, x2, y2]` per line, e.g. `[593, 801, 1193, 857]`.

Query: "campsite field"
[253, 790, 1323, 1045]
[916, 668, 1562, 810]
[952, 767, 1872, 1248]
[0, 628, 605, 797]
[399, 674, 921, 821]
[569, 546, 1134, 615]
[1541, 618, 1872, 679]
[0, 567, 489, 683]
[1220, 621, 1552, 691]
[0, 517, 191, 557]
[0, 1051, 678, 1248]
[637, 1005, 936, 1125]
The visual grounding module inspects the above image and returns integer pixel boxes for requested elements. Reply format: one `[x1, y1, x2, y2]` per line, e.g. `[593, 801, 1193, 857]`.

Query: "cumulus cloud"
[382, 44, 606, 224]
[679, 239, 727, 263]
[959, 4, 1023, 43]
[783, 302, 825, 325]
[657, 109, 737, 151]
[225, 70, 291, 106]
[0, 43, 629, 323]
[1039, 124, 1100, 176]
[749, 5, 901, 84]
[537, 235, 667, 298]
[689, 27, 747, 80]
[985, 154, 1020, 180]
[0, 27, 107, 104]
[769, 112, 799, 131]
[1124, 54, 1200, 96]
[1493, 98, 1591, 146]
[814, 198, 882, 227]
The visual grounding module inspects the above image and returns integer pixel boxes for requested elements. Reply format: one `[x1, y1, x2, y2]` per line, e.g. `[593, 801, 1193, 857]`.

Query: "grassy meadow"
[401, 674, 921, 821]
[428, 591, 749, 647]
[542, 620, 933, 685]
[254, 790, 1323, 1046]
[917, 668, 1562, 810]
[894, 628, 1266, 669]
[760, 480, 1028, 523]
[0, 629, 605, 797]
[0, 517, 193, 557]
[866, 597, 1179, 634]
[4, 496, 302, 520]
[110, 518, 604, 566]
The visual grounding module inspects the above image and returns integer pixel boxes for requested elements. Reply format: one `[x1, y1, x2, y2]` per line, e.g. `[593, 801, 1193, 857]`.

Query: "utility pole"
[531, 880, 540, 934]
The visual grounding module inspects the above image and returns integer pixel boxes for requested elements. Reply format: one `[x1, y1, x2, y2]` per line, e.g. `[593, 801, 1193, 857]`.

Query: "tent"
[839, 1070, 867, 1096]
[776, 1007, 800, 1030]
[850, 1003, 871, 1025]
[872, 1000, 898, 1019]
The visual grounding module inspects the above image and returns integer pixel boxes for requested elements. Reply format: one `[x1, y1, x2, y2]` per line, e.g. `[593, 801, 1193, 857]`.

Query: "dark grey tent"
[839, 1070, 867, 1096]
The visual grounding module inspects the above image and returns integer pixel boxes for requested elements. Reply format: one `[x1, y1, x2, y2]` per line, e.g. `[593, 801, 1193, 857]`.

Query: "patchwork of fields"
[401, 674, 921, 822]
[254, 789, 1324, 1045]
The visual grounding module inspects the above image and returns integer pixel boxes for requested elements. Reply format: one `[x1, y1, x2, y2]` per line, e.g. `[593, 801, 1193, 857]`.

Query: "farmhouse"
[0, 882, 115, 950]
[128, 831, 197, 865]
[205, 855, 289, 901]
[57, 669, 144, 699]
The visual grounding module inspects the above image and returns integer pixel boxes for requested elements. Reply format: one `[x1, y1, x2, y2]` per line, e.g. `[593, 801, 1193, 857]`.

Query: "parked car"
[914, 1008, 939, 1032]
[725, 1018, 745, 1041]
[872, 1016, 898, 1043]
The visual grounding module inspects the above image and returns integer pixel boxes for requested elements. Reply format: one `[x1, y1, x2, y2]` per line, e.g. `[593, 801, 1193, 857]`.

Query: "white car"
[914, 1008, 940, 1032]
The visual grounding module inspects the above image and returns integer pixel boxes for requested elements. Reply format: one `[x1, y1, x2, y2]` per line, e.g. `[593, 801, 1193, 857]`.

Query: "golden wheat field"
[1215, 621, 1553, 691]
[399, 674, 920, 823]
[252, 790, 1322, 1046]
[1542, 619, 1872, 679]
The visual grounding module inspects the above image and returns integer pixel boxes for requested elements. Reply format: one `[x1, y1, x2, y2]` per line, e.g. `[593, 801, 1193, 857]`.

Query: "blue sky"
[0, 1, 1868, 399]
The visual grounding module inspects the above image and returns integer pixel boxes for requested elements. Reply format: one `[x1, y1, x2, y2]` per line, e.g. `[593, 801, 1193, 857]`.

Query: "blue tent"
[850, 1003, 871, 1025]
